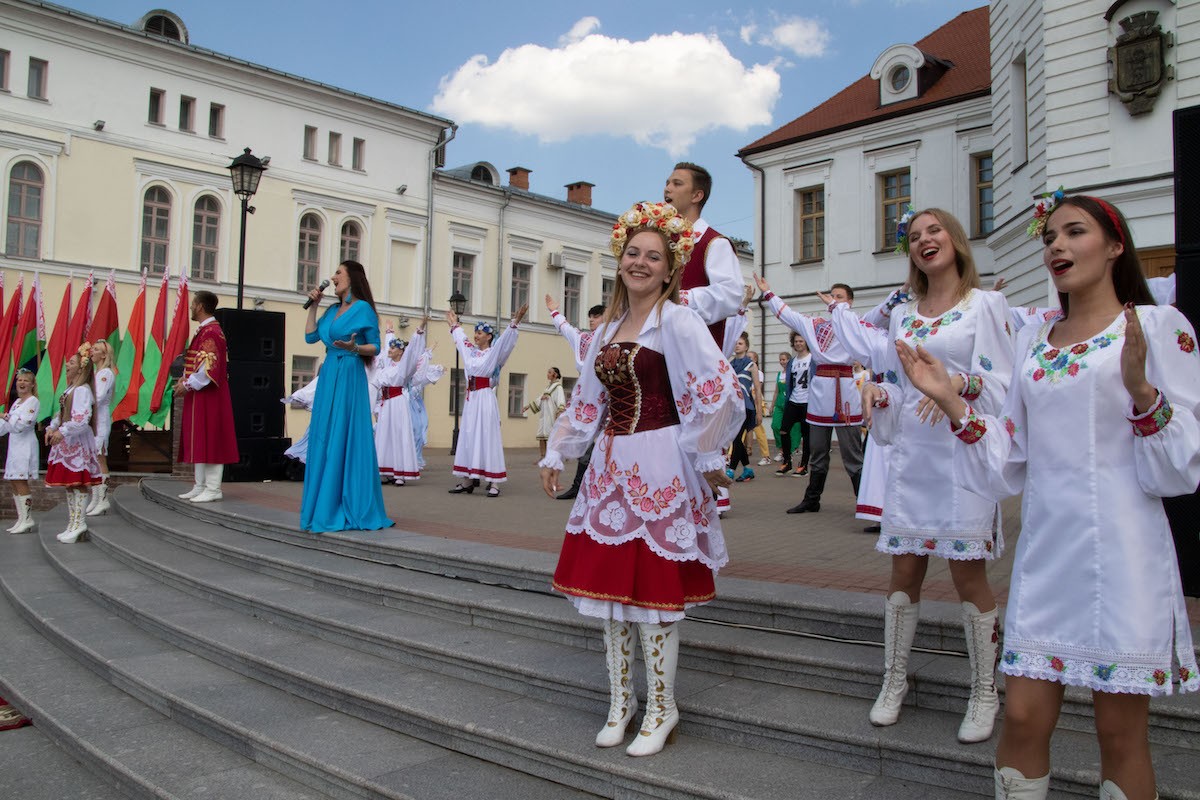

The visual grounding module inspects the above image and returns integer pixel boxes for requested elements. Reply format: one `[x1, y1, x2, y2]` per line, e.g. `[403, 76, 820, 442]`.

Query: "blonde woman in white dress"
[1, 368, 40, 533]
[87, 339, 115, 516]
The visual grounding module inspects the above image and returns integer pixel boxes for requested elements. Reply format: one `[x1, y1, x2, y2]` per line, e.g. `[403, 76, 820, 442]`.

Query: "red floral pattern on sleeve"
[1129, 391, 1172, 437]
[951, 405, 987, 444]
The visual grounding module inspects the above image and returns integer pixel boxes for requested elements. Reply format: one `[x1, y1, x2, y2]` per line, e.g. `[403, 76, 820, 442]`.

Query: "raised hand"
[1120, 303, 1157, 413]
[742, 283, 754, 306]
[752, 273, 770, 295]
[419, 314, 430, 331]
[544, 294, 559, 313]
[817, 290, 836, 307]
[513, 303, 529, 325]
[992, 276, 1009, 292]
[445, 309, 459, 328]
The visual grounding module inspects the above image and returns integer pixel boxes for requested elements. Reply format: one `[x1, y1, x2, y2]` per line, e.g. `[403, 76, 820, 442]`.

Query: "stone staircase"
[0, 479, 1195, 799]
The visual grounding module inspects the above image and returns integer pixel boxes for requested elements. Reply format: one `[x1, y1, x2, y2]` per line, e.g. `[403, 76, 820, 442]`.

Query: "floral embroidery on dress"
[901, 310, 965, 341]
[575, 402, 599, 425]
[1047, 656, 1066, 672]
[1129, 393, 1172, 438]
[598, 501, 627, 531]
[676, 392, 693, 416]
[689, 496, 712, 528]
[1003, 650, 1020, 665]
[684, 369, 728, 409]
[1181, 666, 1195, 683]
[879, 534, 995, 559]
[1003, 416, 1019, 439]
[953, 407, 987, 444]
[1027, 329, 1122, 384]
[666, 518, 697, 549]
[1000, 645, 1196, 694]
[960, 374, 984, 402]
[620, 463, 685, 516]
[1149, 669, 1169, 687]
[1093, 663, 1118, 682]
[978, 356, 993, 371]
[1176, 329, 1196, 354]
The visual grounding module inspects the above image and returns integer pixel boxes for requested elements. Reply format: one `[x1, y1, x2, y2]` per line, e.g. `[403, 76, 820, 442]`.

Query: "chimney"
[506, 166, 531, 191]
[565, 181, 594, 206]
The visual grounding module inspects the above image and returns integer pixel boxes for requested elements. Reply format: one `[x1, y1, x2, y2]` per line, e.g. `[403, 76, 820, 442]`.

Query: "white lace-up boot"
[1099, 779, 1157, 800]
[626, 623, 679, 757]
[86, 479, 110, 516]
[57, 492, 89, 543]
[994, 766, 1050, 799]
[8, 495, 33, 534]
[959, 601, 1000, 743]
[869, 591, 919, 726]
[595, 619, 638, 747]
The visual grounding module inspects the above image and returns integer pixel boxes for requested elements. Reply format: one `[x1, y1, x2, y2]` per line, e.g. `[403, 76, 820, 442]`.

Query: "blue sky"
[66, 0, 986, 244]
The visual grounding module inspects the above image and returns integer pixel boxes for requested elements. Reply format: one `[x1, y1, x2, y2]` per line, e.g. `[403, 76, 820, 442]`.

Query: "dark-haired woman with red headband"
[900, 193, 1200, 800]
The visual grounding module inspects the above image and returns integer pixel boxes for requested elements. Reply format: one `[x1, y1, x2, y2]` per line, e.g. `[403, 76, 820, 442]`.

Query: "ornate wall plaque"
[1108, 11, 1174, 115]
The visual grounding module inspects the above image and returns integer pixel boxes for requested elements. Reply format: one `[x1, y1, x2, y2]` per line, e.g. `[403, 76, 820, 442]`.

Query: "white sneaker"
[773, 453, 783, 462]
[190, 489, 223, 503]
[178, 485, 204, 499]
[757, 458, 772, 466]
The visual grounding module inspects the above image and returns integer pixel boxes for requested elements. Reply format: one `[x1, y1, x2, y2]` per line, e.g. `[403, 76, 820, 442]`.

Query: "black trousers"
[779, 401, 810, 468]
[728, 408, 757, 470]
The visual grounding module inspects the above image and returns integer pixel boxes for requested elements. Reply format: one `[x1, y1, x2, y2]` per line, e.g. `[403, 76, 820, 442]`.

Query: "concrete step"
[3, 511, 981, 800]
[138, 479, 977, 652]
[0, 724, 131, 800]
[47, 501, 1200, 798]
[123, 482, 1200, 749]
[0, 530, 601, 800]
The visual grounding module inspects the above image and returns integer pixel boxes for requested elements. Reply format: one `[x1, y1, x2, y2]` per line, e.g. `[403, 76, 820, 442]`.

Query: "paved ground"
[205, 445, 1199, 622]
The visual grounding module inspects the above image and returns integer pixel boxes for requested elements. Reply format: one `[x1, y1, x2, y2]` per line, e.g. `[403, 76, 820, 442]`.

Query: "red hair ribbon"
[1090, 197, 1126, 247]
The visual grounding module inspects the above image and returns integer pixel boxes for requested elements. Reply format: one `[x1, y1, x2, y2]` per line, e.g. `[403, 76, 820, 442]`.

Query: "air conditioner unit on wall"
[547, 252, 564, 269]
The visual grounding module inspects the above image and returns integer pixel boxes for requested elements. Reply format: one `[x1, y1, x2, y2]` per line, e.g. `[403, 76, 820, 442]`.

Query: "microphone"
[303, 279, 330, 309]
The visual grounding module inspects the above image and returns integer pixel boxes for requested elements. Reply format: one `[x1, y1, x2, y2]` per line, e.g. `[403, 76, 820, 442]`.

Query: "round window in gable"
[889, 65, 911, 93]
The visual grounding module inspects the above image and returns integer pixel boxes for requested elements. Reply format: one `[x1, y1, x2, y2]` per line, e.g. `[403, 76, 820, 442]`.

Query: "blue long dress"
[301, 300, 393, 532]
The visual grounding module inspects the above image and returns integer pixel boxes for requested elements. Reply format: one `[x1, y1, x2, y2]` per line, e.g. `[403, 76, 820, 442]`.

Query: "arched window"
[191, 195, 220, 280]
[141, 185, 171, 274]
[6, 161, 43, 258]
[339, 220, 361, 263]
[297, 213, 322, 292]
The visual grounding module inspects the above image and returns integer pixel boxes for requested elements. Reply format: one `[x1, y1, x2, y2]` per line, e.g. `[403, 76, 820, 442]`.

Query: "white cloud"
[431, 26, 781, 157]
[756, 17, 829, 58]
[739, 24, 757, 45]
[559, 17, 600, 46]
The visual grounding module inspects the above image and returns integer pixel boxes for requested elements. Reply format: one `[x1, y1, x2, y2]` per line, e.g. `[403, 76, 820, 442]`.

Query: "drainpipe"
[496, 189, 512, 328]
[740, 155, 768, 360]
[424, 124, 458, 314]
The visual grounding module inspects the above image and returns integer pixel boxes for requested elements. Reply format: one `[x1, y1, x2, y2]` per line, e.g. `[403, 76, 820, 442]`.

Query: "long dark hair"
[339, 260, 378, 365]
[1045, 196, 1153, 316]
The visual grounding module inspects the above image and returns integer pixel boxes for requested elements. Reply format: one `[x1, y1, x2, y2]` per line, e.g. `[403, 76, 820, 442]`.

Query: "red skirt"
[552, 533, 716, 612]
[44, 462, 102, 488]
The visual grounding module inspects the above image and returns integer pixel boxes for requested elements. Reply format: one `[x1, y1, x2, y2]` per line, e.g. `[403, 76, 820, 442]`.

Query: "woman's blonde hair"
[905, 208, 980, 300]
[601, 227, 682, 332]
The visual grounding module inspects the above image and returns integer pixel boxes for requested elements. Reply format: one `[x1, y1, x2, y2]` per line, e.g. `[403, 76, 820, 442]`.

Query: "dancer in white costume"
[526, 367, 566, 461]
[446, 305, 528, 497]
[374, 321, 428, 485]
[903, 194, 1199, 800]
[546, 298, 605, 501]
[540, 201, 741, 758]
[1, 369, 40, 533]
[282, 376, 318, 463]
[853, 208, 1015, 744]
[407, 348, 443, 469]
[86, 340, 115, 516]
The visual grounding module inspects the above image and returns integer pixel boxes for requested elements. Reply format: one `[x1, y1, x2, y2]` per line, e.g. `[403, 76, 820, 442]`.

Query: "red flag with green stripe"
[8, 275, 41, 409]
[0, 277, 22, 412]
[147, 271, 188, 428]
[86, 270, 120, 357]
[131, 271, 169, 427]
[112, 270, 146, 423]
[36, 278, 70, 422]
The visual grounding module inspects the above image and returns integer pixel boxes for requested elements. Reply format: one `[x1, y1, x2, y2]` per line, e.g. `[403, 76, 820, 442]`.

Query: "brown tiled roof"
[739, 6, 990, 156]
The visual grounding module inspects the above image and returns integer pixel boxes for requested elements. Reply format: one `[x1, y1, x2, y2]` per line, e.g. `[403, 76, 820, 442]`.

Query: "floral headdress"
[473, 321, 494, 335]
[387, 337, 406, 351]
[76, 342, 92, 365]
[610, 202, 696, 271]
[893, 205, 917, 255]
[1026, 186, 1066, 239]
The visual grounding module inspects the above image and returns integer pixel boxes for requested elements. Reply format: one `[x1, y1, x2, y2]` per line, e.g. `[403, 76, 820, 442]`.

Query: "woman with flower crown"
[446, 304, 528, 497]
[44, 345, 103, 544]
[539, 201, 742, 757]
[1, 368, 40, 534]
[900, 195, 1199, 800]
[824, 208, 1016, 745]
[373, 319, 429, 486]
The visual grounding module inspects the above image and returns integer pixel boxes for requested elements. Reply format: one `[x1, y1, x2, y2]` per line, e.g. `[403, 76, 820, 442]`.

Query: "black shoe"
[863, 524, 882, 533]
[786, 500, 820, 514]
[449, 483, 475, 494]
[556, 489, 579, 500]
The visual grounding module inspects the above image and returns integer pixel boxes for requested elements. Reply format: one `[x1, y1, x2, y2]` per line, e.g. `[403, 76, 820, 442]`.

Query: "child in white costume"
[446, 307, 528, 497]
[1, 368, 40, 533]
[373, 322, 428, 485]
[902, 194, 1199, 800]
[86, 340, 115, 516]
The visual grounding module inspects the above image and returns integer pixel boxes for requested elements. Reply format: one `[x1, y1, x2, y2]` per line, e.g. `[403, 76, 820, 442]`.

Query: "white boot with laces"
[595, 619, 638, 747]
[869, 591, 919, 726]
[958, 601, 1000, 743]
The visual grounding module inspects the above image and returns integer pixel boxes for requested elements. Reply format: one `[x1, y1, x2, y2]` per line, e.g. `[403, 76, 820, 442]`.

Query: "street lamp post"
[227, 148, 268, 310]
[449, 291, 467, 455]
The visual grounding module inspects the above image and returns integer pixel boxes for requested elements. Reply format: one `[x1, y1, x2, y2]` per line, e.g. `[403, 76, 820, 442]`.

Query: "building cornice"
[291, 189, 376, 218]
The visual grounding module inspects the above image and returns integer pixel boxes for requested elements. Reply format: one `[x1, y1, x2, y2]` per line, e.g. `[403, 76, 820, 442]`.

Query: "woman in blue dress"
[301, 260, 393, 533]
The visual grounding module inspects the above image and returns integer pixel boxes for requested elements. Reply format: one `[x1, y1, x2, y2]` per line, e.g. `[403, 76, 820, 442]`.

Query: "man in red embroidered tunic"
[175, 290, 238, 503]
[663, 162, 743, 344]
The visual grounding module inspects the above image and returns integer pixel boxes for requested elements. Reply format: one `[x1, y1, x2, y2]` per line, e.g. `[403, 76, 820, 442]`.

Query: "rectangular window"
[507, 373, 526, 417]
[1012, 53, 1029, 168]
[208, 103, 224, 138]
[290, 355, 317, 395]
[601, 276, 615, 309]
[27, 58, 47, 99]
[452, 252, 474, 308]
[0, 50, 9, 91]
[563, 273, 582, 328]
[328, 132, 342, 166]
[148, 88, 164, 124]
[179, 96, 194, 131]
[562, 376, 577, 398]
[795, 186, 825, 262]
[352, 137, 365, 171]
[511, 262, 531, 315]
[303, 125, 317, 160]
[973, 153, 994, 237]
[879, 169, 912, 251]
[449, 368, 465, 415]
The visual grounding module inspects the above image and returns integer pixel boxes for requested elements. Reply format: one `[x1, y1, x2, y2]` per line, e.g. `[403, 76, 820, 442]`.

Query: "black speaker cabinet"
[227, 361, 285, 438]
[224, 436, 292, 483]
[214, 308, 285, 363]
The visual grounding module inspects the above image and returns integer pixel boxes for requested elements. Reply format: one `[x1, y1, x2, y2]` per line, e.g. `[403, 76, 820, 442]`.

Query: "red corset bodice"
[594, 342, 679, 436]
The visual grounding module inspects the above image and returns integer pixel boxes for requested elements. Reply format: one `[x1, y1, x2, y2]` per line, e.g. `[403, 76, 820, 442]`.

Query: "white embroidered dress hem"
[0, 396, 40, 479]
[452, 323, 519, 482]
